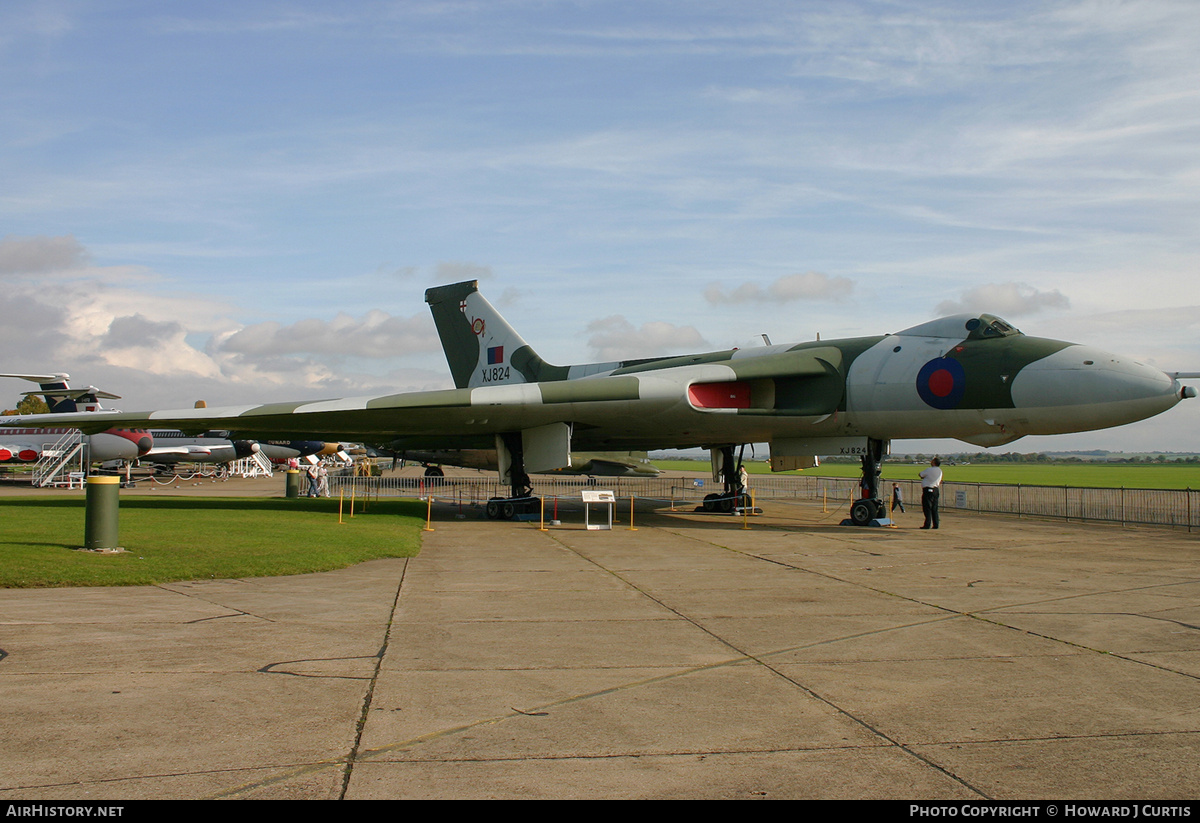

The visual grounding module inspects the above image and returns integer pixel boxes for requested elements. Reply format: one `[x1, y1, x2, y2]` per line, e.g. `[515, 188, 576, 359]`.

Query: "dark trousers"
[922, 487, 940, 529]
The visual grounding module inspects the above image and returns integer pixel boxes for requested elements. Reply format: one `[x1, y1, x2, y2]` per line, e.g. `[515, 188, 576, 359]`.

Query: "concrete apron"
[1, 499, 1198, 799]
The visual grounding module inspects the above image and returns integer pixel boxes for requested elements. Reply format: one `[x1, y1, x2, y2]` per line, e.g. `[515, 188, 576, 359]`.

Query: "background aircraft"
[0, 375, 337, 471]
[0, 374, 151, 466]
[0, 374, 251, 469]
[257, 440, 333, 463]
[140, 429, 260, 467]
[4, 282, 1194, 523]
[0, 425, 150, 465]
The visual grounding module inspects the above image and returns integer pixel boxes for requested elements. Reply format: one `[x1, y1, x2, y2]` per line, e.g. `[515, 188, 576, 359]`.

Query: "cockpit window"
[966, 314, 1020, 339]
[895, 313, 1023, 339]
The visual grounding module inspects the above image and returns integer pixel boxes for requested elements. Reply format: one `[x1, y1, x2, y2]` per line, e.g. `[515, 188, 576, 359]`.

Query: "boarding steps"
[228, 451, 273, 478]
[32, 430, 85, 487]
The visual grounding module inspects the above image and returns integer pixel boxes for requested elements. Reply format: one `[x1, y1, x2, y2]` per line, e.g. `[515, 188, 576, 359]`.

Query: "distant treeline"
[655, 449, 1200, 466]
[865, 452, 1200, 465]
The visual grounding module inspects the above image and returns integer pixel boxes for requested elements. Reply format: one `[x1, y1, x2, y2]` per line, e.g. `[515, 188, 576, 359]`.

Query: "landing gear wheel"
[501, 501, 516, 520]
[850, 499, 879, 526]
[486, 499, 502, 520]
[717, 495, 735, 514]
[702, 493, 719, 512]
[424, 466, 444, 478]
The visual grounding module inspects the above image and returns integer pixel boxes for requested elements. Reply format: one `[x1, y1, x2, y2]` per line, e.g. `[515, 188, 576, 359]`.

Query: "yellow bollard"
[424, 493, 435, 532]
[350, 485, 356, 518]
[742, 489, 750, 530]
[629, 495, 638, 531]
[539, 496, 547, 531]
[338, 489, 344, 524]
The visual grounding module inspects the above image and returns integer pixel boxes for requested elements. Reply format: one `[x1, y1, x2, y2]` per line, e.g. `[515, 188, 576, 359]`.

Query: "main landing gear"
[842, 437, 893, 527]
[700, 445, 761, 515]
[485, 432, 541, 521]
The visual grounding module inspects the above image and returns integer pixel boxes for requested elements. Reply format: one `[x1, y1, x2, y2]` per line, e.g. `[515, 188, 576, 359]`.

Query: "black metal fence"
[329, 472, 1200, 531]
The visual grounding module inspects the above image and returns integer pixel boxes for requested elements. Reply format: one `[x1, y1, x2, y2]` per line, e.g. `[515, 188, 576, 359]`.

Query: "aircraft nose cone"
[1011, 345, 1181, 429]
[137, 435, 153, 455]
[233, 440, 260, 458]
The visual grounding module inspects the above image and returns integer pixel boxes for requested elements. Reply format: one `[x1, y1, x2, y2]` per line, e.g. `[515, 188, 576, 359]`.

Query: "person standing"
[890, 483, 905, 514]
[306, 463, 320, 497]
[919, 458, 943, 529]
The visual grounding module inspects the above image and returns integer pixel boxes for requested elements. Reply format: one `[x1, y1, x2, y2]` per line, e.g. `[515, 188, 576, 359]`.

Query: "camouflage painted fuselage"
[1, 283, 1189, 458]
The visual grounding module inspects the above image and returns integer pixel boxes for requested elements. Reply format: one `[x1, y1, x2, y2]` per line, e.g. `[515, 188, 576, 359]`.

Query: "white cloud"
[586, 315, 708, 361]
[0, 235, 89, 275]
[0, 235, 451, 409]
[102, 314, 183, 347]
[935, 282, 1070, 317]
[496, 286, 523, 308]
[705, 272, 855, 305]
[215, 310, 437, 359]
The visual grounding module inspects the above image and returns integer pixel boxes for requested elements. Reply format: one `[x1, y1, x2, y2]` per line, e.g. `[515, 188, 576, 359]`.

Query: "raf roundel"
[916, 357, 966, 410]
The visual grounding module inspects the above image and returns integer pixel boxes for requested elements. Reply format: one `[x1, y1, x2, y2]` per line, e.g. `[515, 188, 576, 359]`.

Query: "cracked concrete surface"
[2, 493, 1199, 799]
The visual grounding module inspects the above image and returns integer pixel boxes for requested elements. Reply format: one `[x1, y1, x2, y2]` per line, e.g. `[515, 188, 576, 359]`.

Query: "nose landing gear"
[842, 438, 893, 528]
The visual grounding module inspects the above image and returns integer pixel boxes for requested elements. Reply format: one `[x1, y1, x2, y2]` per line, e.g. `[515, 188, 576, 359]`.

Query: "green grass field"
[0, 496, 425, 588]
[652, 460, 1200, 490]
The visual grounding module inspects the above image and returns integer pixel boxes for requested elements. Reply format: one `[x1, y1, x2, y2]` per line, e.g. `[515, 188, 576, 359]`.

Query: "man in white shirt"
[919, 457, 943, 530]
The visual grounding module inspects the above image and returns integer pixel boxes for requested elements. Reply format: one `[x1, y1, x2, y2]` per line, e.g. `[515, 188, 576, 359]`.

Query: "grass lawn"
[652, 460, 1200, 490]
[0, 496, 425, 588]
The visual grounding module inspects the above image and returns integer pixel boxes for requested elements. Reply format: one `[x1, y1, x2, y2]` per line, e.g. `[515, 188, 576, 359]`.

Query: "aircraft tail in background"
[0, 373, 120, 413]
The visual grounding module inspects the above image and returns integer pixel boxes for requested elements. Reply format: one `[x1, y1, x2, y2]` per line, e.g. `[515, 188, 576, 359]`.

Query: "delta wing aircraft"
[2, 281, 1194, 523]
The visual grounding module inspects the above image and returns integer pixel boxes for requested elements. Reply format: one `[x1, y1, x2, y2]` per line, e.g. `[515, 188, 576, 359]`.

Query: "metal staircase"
[32, 430, 85, 487]
[229, 451, 274, 478]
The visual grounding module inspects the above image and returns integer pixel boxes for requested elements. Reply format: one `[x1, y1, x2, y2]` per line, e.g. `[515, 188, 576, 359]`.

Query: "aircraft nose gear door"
[843, 438, 893, 527]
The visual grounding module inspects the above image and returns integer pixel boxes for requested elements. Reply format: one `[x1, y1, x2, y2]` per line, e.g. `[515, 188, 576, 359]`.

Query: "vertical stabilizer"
[0, 373, 74, 411]
[0, 373, 119, 412]
[425, 281, 563, 389]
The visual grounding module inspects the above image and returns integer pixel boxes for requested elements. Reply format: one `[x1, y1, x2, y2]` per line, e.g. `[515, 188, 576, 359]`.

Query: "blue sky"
[3, 1, 1199, 453]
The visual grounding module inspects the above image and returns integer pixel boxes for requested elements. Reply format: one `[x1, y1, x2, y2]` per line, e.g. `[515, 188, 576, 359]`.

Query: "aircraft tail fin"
[425, 281, 566, 389]
[0, 373, 120, 412]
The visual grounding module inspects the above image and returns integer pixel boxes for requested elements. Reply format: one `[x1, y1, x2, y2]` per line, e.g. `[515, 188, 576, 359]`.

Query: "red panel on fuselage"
[688, 382, 751, 409]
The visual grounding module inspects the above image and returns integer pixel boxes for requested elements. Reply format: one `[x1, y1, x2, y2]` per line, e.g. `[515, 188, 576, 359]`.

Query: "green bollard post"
[84, 476, 121, 551]
[285, 469, 301, 498]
